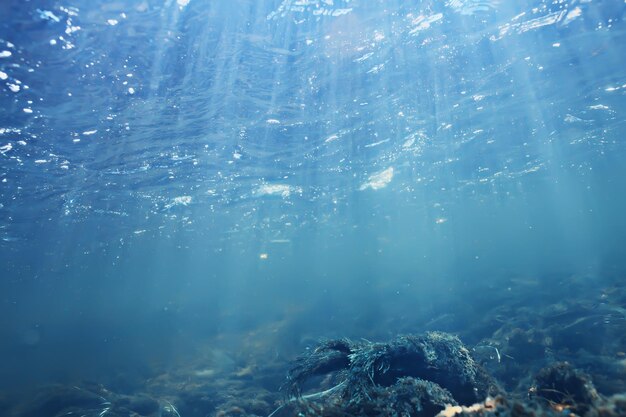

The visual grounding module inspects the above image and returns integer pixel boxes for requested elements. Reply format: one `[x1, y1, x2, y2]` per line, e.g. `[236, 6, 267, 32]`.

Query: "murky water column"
[0, 0, 625, 388]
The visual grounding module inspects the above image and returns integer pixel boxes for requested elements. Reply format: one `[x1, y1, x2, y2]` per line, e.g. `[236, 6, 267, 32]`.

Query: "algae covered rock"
[115, 394, 160, 415]
[363, 377, 458, 417]
[587, 394, 626, 417]
[15, 385, 109, 417]
[11, 384, 165, 417]
[278, 332, 499, 417]
[531, 362, 600, 415]
[277, 377, 456, 417]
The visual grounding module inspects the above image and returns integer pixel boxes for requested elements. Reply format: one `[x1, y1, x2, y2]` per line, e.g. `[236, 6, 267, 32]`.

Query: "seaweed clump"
[9, 384, 177, 417]
[275, 332, 499, 417]
[530, 362, 600, 415]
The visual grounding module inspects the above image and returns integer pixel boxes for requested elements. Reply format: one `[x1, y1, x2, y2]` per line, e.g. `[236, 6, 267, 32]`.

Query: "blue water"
[1, 0, 626, 393]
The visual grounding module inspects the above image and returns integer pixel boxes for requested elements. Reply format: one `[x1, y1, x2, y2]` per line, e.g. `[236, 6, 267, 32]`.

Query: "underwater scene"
[1, 0, 626, 416]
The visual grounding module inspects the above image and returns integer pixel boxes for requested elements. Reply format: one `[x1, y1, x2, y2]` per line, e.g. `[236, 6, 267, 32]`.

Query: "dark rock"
[587, 394, 626, 417]
[216, 405, 248, 417]
[115, 394, 160, 415]
[177, 388, 223, 417]
[507, 328, 546, 363]
[532, 362, 600, 415]
[17, 385, 108, 417]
